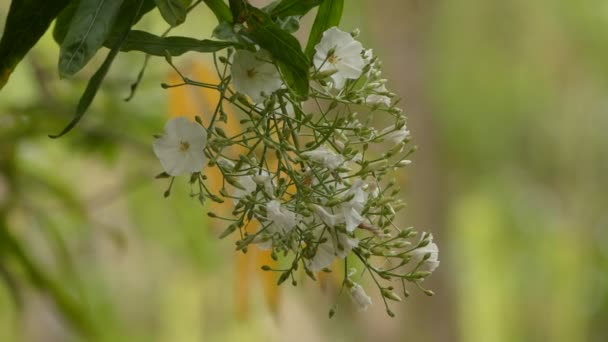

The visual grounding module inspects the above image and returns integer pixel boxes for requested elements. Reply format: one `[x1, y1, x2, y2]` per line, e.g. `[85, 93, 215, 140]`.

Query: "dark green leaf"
[0, 0, 70, 90]
[276, 15, 300, 33]
[53, 0, 80, 45]
[58, 0, 125, 77]
[106, 0, 157, 102]
[304, 0, 343, 59]
[107, 0, 157, 40]
[50, 0, 147, 138]
[229, 0, 247, 22]
[203, 0, 233, 23]
[244, 6, 309, 99]
[58, 0, 156, 45]
[155, 0, 187, 27]
[270, 0, 323, 19]
[113, 30, 237, 56]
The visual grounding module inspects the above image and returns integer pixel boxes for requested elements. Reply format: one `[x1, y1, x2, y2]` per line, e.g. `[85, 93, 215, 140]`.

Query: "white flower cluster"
[153, 27, 438, 316]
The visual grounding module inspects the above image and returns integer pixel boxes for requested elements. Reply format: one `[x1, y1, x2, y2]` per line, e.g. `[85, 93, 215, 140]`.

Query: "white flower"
[231, 49, 282, 103]
[153, 117, 207, 176]
[216, 157, 235, 171]
[311, 180, 368, 233]
[314, 27, 365, 89]
[306, 225, 359, 272]
[232, 173, 257, 200]
[265, 200, 297, 234]
[302, 146, 345, 170]
[252, 172, 275, 196]
[340, 179, 368, 232]
[409, 234, 440, 273]
[349, 283, 372, 311]
[366, 84, 391, 107]
[363, 48, 373, 63]
[381, 124, 410, 147]
[231, 169, 274, 202]
[311, 204, 338, 227]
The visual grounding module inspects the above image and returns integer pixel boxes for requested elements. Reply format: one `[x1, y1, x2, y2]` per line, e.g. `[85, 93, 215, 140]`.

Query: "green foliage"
[114, 30, 238, 56]
[269, 0, 324, 19]
[58, 0, 125, 77]
[203, 0, 233, 23]
[0, 0, 70, 89]
[305, 0, 343, 59]
[243, 5, 311, 99]
[0, 0, 327, 134]
[155, 0, 190, 27]
[50, 0, 149, 138]
[228, 0, 247, 22]
[52, 0, 80, 45]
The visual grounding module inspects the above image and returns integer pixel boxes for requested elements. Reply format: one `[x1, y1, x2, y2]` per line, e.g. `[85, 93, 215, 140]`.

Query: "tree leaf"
[270, 0, 323, 19]
[53, 0, 80, 45]
[155, 0, 187, 27]
[0, 0, 70, 90]
[50, 0, 147, 138]
[203, 0, 233, 23]
[55, 0, 157, 46]
[113, 30, 237, 56]
[304, 0, 343, 59]
[244, 6, 309, 99]
[107, 0, 158, 41]
[58, 0, 125, 77]
[229, 0, 247, 22]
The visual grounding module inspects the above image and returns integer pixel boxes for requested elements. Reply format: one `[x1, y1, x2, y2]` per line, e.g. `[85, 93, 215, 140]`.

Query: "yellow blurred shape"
[166, 61, 280, 319]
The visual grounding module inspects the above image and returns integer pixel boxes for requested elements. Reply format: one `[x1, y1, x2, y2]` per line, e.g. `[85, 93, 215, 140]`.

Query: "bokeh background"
[1, 0, 608, 341]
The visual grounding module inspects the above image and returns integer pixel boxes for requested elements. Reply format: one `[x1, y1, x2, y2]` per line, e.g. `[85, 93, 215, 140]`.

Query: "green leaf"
[58, 0, 125, 77]
[0, 0, 70, 90]
[244, 6, 310, 99]
[229, 0, 247, 22]
[107, 0, 158, 40]
[113, 30, 236, 56]
[270, 0, 323, 19]
[56, 0, 156, 45]
[155, 0, 187, 27]
[53, 0, 80, 45]
[276, 15, 300, 33]
[50, 0, 147, 138]
[203, 0, 232, 23]
[304, 0, 343, 59]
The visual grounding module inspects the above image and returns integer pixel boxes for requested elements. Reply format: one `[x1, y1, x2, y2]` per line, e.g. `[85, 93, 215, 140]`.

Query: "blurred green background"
[1, 0, 607, 341]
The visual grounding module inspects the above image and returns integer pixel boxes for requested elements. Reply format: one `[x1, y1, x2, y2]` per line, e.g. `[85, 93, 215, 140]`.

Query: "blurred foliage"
[429, 0, 608, 341]
[1, 0, 608, 341]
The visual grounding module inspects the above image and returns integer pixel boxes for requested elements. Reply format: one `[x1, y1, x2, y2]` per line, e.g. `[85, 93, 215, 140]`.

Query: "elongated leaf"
[113, 30, 236, 56]
[203, 0, 233, 23]
[229, 0, 246, 22]
[270, 0, 323, 19]
[55, 0, 157, 45]
[58, 0, 125, 77]
[155, 0, 187, 27]
[53, 0, 80, 45]
[107, 0, 158, 41]
[0, 221, 95, 336]
[304, 0, 343, 59]
[50, 0, 147, 138]
[244, 6, 309, 99]
[0, 0, 70, 90]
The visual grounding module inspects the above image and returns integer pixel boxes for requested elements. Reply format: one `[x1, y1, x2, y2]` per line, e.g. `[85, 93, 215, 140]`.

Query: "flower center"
[328, 54, 340, 65]
[179, 141, 190, 152]
[246, 68, 258, 78]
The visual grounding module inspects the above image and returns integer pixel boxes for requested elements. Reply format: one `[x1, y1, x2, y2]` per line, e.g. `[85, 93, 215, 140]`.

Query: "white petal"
[231, 49, 282, 103]
[350, 283, 372, 311]
[307, 239, 336, 272]
[164, 117, 191, 138]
